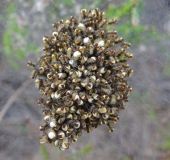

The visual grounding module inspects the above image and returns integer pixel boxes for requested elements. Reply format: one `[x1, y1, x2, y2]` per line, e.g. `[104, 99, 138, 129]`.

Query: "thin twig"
[0, 79, 32, 122]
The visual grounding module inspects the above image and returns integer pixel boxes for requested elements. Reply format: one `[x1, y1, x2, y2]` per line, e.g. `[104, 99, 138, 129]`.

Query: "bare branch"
[0, 79, 32, 122]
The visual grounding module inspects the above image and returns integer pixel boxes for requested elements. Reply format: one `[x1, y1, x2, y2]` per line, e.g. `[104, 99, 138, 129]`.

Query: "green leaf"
[75, 144, 93, 157]
[15, 50, 25, 60]
[69, 144, 93, 160]
[131, 6, 139, 26]
[8, 59, 20, 69]
[3, 2, 38, 69]
[65, 0, 72, 6]
[6, 2, 15, 15]
[160, 136, 170, 150]
[148, 109, 157, 120]
[39, 146, 50, 160]
[106, 0, 136, 20]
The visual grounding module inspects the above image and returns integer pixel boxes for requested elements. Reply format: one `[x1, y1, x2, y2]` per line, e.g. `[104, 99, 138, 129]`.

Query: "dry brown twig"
[0, 79, 32, 122]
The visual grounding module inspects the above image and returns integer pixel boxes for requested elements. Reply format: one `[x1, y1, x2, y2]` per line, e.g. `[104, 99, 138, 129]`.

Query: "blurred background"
[0, 0, 170, 160]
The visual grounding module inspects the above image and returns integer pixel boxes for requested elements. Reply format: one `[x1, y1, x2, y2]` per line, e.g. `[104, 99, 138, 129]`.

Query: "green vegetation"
[2, 0, 162, 69]
[65, 0, 73, 6]
[106, 0, 137, 20]
[2, 2, 38, 69]
[105, 0, 160, 44]
[40, 145, 50, 160]
[161, 136, 170, 150]
[163, 54, 170, 76]
[40, 143, 93, 160]
[69, 144, 93, 160]
[160, 125, 170, 151]
[122, 157, 132, 160]
[148, 109, 157, 120]
[163, 65, 170, 76]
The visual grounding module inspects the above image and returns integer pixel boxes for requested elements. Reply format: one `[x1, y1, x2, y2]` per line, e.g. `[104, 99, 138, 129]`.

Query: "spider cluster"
[28, 8, 133, 150]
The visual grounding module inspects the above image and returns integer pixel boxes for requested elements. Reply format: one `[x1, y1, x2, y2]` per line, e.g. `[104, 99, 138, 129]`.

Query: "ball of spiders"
[28, 8, 133, 151]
